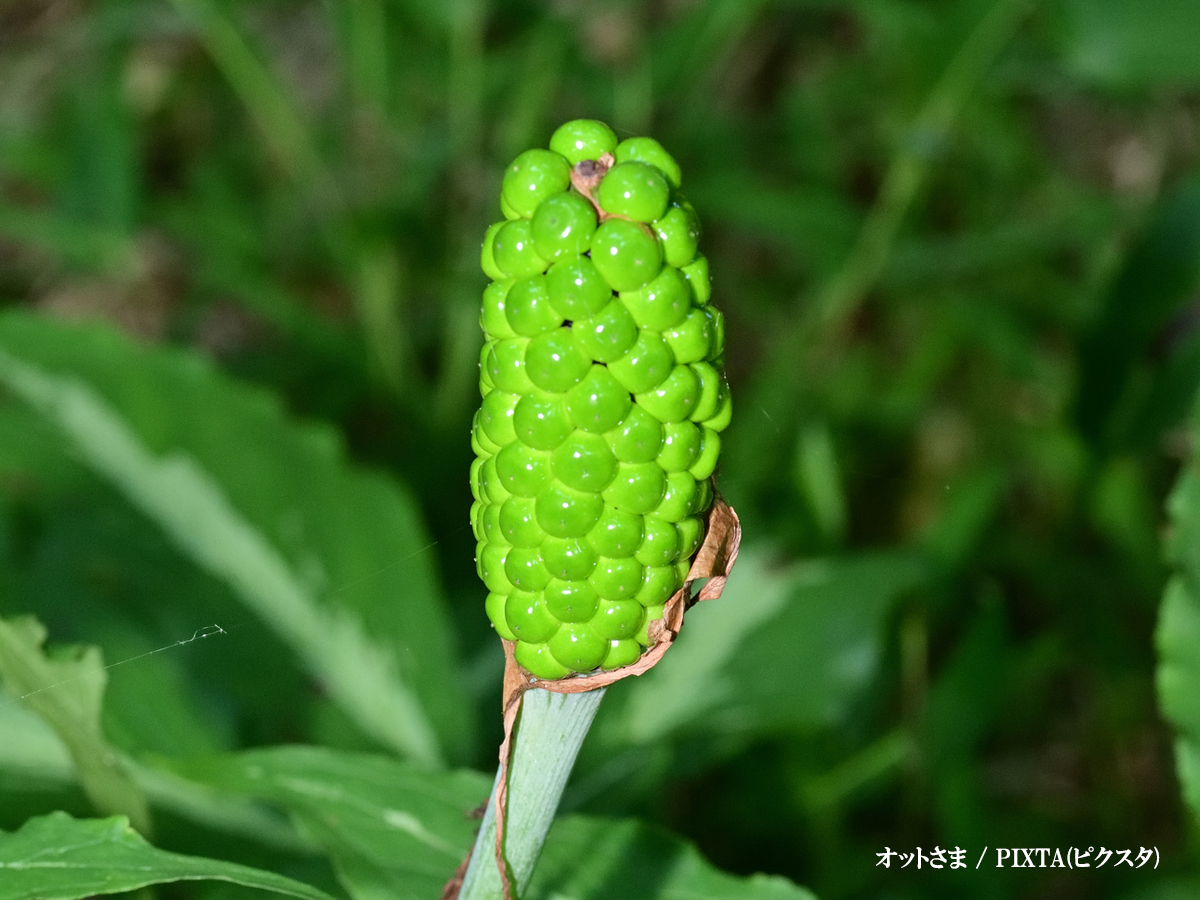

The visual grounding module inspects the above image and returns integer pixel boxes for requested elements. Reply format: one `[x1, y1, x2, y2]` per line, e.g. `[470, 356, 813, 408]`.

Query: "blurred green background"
[3, 0, 1200, 898]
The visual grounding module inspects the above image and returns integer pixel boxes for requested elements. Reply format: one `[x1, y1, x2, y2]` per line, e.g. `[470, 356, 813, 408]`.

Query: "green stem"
[459, 687, 606, 899]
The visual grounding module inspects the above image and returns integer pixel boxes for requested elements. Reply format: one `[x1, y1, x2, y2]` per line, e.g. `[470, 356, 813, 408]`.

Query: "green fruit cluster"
[471, 119, 730, 680]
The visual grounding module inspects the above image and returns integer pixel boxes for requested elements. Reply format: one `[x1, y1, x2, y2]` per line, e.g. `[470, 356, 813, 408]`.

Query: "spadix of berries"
[471, 119, 730, 680]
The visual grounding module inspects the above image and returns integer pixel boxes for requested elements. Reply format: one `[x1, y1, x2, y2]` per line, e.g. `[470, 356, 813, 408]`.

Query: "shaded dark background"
[3, 0, 1200, 898]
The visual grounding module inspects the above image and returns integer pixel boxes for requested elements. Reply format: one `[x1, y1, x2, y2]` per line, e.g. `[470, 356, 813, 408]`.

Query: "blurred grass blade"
[354, 240, 411, 396]
[809, 0, 1035, 332]
[341, 0, 390, 114]
[169, 0, 322, 184]
[0, 616, 151, 836]
[0, 312, 469, 767]
[0, 812, 336, 900]
[794, 421, 847, 546]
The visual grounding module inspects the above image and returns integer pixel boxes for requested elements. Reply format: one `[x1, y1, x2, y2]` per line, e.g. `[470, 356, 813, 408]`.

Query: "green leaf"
[0, 811, 337, 900]
[169, 746, 817, 900]
[606, 547, 928, 747]
[171, 746, 489, 900]
[0, 692, 309, 854]
[1076, 179, 1200, 450]
[1158, 455, 1200, 825]
[0, 311, 468, 766]
[0, 615, 150, 836]
[528, 816, 818, 900]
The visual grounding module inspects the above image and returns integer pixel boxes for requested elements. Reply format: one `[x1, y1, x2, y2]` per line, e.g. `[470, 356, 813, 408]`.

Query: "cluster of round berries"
[470, 119, 730, 680]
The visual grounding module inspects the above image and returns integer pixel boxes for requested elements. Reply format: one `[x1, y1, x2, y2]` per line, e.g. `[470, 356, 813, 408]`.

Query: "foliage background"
[2, 0, 1200, 898]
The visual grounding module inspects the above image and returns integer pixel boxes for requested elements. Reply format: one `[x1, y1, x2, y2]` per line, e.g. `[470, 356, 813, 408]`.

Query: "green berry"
[653, 201, 701, 267]
[635, 364, 701, 423]
[469, 458, 484, 503]
[635, 603, 667, 644]
[540, 537, 598, 581]
[566, 365, 632, 433]
[606, 403, 665, 464]
[478, 345, 496, 393]
[689, 427, 721, 480]
[603, 639, 643, 670]
[690, 362, 722, 421]
[531, 192, 598, 260]
[495, 441, 552, 497]
[589, 556, 645, 601]
[481, 222, 507, 281]
[479, 542, 511, 593]
[656, 471, 698, 521]
[591, 219, 662, 291]
[479, 390, 519, 446]
[664, 308, 713, 364]
[513, 391, 573, 450]
[705, 306, 725, 356]
[475, 121, 727, 677]
[505, 274, 564, 337]
[574, 300, 639, 363]
[514, 641, 571, 680]
[637, 568, 677, 608]
[603, 461, 667, 514]
[706, 385, 733, 433]
[636, 514, 680, 567]
[500, 193, 522, 221]
[506, 591, 559, 642]
[608, 329, 674, 394]
[481, 456, 510, 505]
[536, 482, 605, 537]
[525, 327, 590, 393]
[492, 219, 549, 279]
[615, 136, 682, 188]
[506, 546, 552, 591]
[550, 119, 618, 164]
[499, 496, 544, 548]
[545, 578, 599, 623]
[596, 162, 671, 223]
[548, 623, 607, 671]
[620, 266, 691, 331]
[546, 256, 613, 320]
[502, 149, 572, 218]
[472, 414, 501, 456]
[481, 279, 516, 339]
[657, 421, 701, 472]
[677, 517, 704, 558]
[681, 255, 710, 304]
[586, 505, 644, 558]
[485, 338, 534, 394]
[470, 500, 486, 541]
[551, 430, 618, 493]
[486, 592, 518, 641]
[593, 599, 645, 640]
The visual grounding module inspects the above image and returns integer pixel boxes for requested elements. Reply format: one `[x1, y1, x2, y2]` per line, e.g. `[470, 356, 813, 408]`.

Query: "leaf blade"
[0, 812, 337, 900]
[0, 311, 467, 766]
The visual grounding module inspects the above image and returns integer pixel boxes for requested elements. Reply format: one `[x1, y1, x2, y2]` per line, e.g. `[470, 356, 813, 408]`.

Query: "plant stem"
[458, 687, 606, 900]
